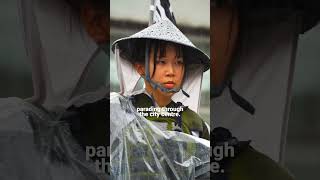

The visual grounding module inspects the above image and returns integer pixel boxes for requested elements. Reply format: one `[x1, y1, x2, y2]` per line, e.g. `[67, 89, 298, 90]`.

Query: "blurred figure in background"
[211, 0, 320, 179]
[0, 0, 110, 179]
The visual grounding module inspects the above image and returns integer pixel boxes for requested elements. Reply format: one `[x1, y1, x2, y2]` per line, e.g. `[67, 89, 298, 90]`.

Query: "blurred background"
[110, 0, 210, 124]
[0, 0, 319, 179]
[0, 1, 33, 98]
[284, 24, 320, 179]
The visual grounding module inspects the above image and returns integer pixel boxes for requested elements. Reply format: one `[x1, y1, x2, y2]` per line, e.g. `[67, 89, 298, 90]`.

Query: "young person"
[112, 20, 210, 140]
[110, 18, 211, 179]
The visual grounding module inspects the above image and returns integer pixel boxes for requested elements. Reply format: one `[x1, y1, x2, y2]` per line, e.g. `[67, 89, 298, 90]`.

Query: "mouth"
[163, 81, 175, 89]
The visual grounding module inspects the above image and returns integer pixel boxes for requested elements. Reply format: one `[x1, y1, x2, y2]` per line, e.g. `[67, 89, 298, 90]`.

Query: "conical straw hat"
[112, 19, 210, 71]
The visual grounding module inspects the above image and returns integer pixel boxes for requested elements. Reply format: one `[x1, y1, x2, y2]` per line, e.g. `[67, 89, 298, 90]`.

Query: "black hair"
[66, 0, 109, 13]
[117, 39, 185, 77]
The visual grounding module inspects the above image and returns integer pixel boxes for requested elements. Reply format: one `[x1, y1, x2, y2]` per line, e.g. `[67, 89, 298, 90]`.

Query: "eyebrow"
[155, 57, 184, 62]
[156, 51, 183, 58]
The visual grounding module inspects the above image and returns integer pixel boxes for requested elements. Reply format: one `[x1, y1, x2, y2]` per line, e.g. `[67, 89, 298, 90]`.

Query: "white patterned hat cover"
[112, 20, 210, 71]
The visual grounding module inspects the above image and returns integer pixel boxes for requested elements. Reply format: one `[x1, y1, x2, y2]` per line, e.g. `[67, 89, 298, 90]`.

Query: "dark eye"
[176, 58, 184, 65]
[157, 59, 166, 64]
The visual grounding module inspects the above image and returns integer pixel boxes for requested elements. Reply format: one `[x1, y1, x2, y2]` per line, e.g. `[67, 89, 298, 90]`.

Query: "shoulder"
[181, 107, 204, 128]
[230, 147, 294, 180]
[181, 107, 210, 139]
[129, 93, 153, 108]
[182, 108, 202, 121]
[212, 127, 294, 180]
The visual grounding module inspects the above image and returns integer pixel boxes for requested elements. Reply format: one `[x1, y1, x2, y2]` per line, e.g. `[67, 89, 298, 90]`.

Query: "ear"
[134, 63, 145, 76]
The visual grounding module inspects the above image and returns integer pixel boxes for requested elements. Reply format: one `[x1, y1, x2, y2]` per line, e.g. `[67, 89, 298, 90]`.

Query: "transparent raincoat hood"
[112, 19, 210, 113]
[18, 0, 108, 110]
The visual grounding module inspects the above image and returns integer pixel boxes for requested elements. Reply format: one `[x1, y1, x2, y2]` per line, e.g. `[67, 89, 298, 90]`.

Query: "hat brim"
[112, 20, 210, 72]
[112, 37, 210, 72]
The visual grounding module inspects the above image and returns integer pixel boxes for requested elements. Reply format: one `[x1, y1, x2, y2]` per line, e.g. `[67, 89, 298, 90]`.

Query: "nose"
[165, 63, 175, 77]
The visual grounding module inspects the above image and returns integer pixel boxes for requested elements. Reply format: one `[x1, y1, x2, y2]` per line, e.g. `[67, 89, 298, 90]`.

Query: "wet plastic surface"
[110, 93, 210, 179]
[0, 97, 108, 180]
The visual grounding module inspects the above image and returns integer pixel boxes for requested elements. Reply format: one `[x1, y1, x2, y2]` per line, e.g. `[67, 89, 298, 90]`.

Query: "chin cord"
[211, 80, 255, 115]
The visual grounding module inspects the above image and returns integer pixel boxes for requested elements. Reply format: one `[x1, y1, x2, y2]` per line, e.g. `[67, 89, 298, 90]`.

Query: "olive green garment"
[212, 127, 294, 180]
[229, 147, 294, 180]
[131, 93, 209, 140]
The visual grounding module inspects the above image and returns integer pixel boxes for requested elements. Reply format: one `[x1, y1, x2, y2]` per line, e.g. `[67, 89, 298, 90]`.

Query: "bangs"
[118, 39, 186, 67]
[157, 40, 183, 59]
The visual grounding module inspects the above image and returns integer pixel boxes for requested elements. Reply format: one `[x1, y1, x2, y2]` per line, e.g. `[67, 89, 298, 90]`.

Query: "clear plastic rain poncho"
[0, 96, 109, 180]
[110, 93, 210, 179]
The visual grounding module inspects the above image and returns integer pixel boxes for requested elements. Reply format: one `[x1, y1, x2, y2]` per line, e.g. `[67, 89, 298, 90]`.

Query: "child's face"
[137, 43, 185, 97]
[80, 1, 109, 44]
[151, 44, 185, 96]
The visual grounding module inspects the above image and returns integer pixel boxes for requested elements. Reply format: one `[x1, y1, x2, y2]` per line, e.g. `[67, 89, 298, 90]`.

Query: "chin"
[159, 90, 174, 97]
[165, 91, 176, 97]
